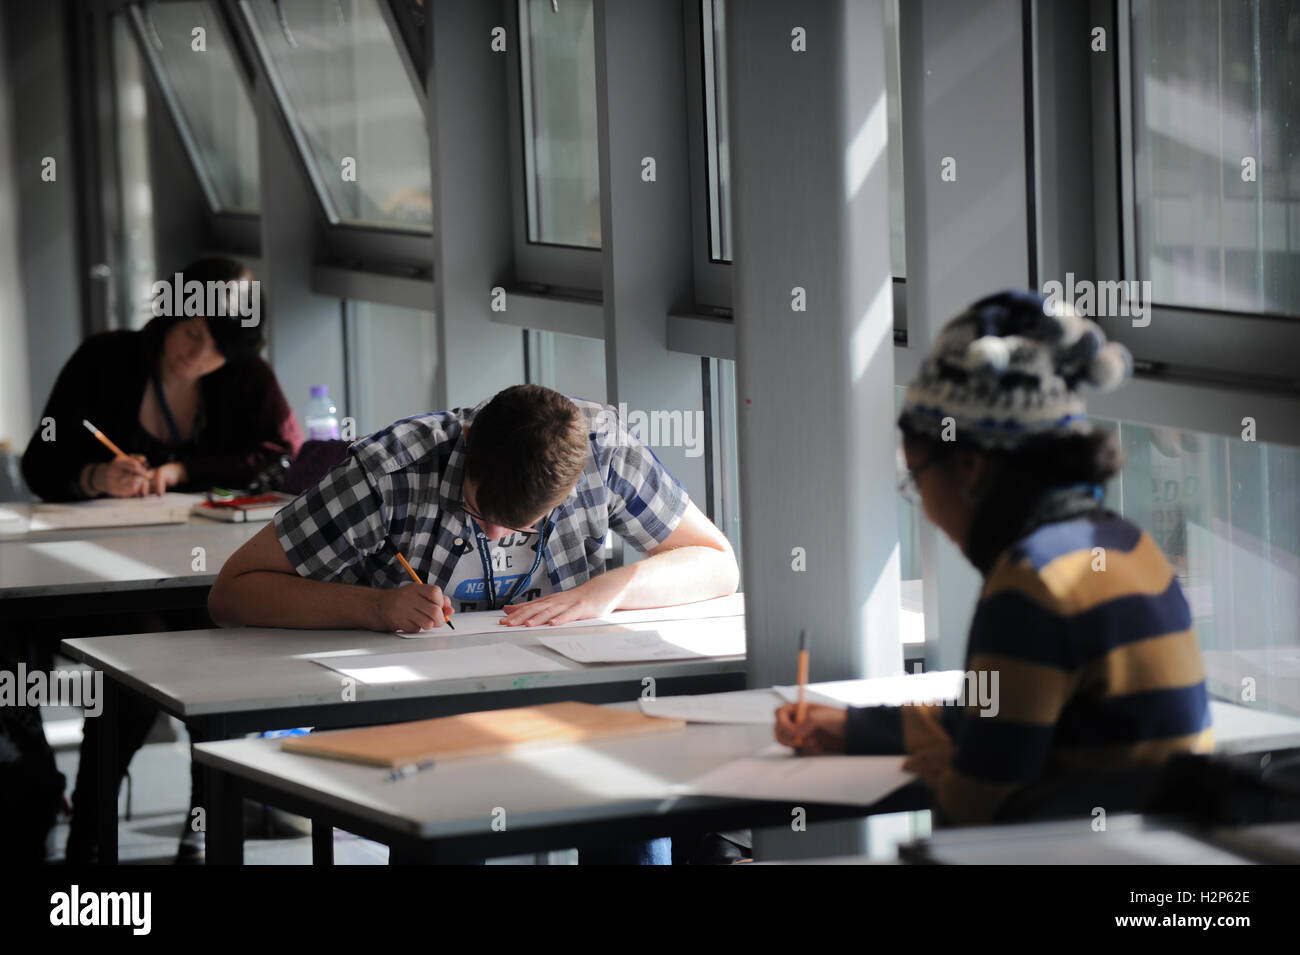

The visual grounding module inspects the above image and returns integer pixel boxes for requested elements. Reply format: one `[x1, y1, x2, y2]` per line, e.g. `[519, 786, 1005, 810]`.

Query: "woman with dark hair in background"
[19, 258, 303, 863]
[22, 257, 302, 501]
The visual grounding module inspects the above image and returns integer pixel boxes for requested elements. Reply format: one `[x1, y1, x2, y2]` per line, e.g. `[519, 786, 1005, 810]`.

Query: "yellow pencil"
[394, 551, 455, 630]
[82, 419, 128, 459]
[794, 629, 809, 747]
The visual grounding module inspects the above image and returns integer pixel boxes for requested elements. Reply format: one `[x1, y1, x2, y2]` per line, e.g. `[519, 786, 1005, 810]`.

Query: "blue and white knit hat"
[899, 289, 1133, 450]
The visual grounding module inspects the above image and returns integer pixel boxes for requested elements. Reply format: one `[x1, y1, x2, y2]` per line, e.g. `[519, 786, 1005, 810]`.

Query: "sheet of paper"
[774, 671, 967, 708]
[25, 493, 202, 531]
[312, 643, 568, 686]
[538, 616, 746, 663]
[638, 689, 784, 724]
[678, 743, 914, 806]
[400, 592, 745, 639]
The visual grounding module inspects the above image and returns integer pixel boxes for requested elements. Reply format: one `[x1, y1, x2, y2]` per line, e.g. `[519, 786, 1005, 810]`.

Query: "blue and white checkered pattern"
[273, 397, 690, 592]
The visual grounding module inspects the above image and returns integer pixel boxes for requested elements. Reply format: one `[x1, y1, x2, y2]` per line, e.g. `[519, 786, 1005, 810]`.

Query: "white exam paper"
[638, 689, 784, 724]
[313, 643, 568, 686]
[774, 671, 966, 709]
[679, 743, 914, 806]
[538, 616, 746, 663]
[397, 592, 745, 639]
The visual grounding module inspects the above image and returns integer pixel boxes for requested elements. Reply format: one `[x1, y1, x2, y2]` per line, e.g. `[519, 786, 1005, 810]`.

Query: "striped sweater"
[845, 513, 1214, 824]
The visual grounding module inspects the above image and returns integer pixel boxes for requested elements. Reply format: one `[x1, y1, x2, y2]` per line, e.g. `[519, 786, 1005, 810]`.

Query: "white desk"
[60, 617, 748, 864]
[188, 688, 1300, 866]
[0, 519, 261, 604]
[192, 705, 923, 864]
[902, 814, 1256, 864]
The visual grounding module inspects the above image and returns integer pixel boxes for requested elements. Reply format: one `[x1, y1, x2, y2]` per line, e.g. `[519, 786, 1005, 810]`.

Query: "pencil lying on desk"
[82, 419, 127, 459]
[394, 551, 455, 630]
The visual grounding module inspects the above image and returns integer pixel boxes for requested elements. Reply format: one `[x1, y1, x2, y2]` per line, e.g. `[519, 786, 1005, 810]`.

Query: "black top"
[21, 330, 304, 501]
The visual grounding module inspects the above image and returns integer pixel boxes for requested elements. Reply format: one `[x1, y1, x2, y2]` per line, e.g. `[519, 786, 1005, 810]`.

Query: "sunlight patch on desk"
[27, 539, 174, 581]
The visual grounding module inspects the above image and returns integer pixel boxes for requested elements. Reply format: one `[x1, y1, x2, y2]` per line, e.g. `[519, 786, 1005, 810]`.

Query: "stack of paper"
[24, 493, 202, 531]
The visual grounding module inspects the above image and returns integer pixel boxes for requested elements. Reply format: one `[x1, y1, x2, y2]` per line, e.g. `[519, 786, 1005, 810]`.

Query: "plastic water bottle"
[306, 385, 340, 441]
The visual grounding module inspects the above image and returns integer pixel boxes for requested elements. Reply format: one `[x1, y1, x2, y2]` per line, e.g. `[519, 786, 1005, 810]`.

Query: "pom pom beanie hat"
[898, 289, 1133, 451]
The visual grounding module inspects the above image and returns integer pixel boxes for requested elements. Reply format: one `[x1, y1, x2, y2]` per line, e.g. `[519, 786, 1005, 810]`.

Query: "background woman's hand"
[91, 456, 151, 497]
[146, 461, 186, 496]
[774, 702, 849, 755]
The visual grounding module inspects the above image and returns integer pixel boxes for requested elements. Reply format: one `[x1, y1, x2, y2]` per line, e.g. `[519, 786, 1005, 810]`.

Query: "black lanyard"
[471, 515, 554, 611]
[151, 375, 186, 448]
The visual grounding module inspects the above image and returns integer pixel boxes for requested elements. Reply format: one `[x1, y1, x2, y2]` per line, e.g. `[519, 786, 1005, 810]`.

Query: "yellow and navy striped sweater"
[845, 513, 1213, 824]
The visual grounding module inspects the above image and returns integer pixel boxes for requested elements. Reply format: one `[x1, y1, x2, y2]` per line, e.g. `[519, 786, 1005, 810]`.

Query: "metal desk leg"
[205, 766, 244, 864]
[312, 820, 334, 865]
[96, 677, 119, 865]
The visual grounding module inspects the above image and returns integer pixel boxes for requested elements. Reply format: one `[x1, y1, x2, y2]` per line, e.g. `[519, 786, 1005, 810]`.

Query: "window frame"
[229, 0, 435, 270]
[126, 0, 261, 254]
[1084, 0, 1300, 390]
[504, 0, 605, 292]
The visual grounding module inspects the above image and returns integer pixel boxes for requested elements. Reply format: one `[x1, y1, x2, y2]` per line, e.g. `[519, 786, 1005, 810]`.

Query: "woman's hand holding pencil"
[80, 418, 152, 498]
[774, 703, 848, 755]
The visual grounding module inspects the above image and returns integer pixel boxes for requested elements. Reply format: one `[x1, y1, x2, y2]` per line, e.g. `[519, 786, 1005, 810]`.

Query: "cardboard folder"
[281, 701, 685, 768]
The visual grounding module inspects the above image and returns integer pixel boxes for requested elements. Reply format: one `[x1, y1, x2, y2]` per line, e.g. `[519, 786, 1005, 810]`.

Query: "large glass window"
[130, 1, 259, 213]
[1092, 414, 1300, 716]
[526, 330, 607, 404]
[703, 0, 906, 274]
[1131, 0, 1300, 315]
[345, 302, 437, 437]
[241, 0, 432, 230]
[518, 0, 601, 248]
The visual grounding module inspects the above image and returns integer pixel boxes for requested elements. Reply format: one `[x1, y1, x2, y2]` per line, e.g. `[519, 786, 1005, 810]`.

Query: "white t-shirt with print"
[442, 530, 555, 614]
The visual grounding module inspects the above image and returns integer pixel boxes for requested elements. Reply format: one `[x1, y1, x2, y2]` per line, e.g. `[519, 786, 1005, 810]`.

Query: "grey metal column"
[427, 1, 524, 410]
[898, 0, 1033, 670]
[729, 0, 900, 860]
[592, 0, 707, 508]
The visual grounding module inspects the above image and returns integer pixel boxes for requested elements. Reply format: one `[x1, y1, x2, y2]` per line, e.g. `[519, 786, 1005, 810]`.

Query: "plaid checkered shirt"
[273, 397, 690, 596]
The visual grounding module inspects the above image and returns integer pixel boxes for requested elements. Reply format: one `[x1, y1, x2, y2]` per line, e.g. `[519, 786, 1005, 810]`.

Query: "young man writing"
[209, 384, 738, 632]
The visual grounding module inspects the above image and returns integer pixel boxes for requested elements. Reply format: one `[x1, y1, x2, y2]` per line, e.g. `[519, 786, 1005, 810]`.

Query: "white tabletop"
[0, 519, 261, 598]
[190, 690, 1300, 845]
[61, 620, 746, 717]
[911, 814, 1254, 864]
[194, 713, 780, 840]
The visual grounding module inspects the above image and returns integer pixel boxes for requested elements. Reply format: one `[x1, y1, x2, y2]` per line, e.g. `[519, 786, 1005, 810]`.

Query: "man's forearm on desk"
[612, 544, 739, 609]
[209, 572, 381, 630]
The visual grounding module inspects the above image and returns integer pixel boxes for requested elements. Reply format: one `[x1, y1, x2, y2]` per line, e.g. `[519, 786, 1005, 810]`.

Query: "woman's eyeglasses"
[897, 449, 937, 504]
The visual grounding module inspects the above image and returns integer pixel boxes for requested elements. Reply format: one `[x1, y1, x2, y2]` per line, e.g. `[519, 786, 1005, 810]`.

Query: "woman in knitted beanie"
[775, 290, 1213, 825]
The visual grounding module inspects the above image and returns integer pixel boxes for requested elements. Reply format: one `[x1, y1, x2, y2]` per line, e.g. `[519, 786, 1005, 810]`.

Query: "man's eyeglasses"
[459, 502, 545, 536]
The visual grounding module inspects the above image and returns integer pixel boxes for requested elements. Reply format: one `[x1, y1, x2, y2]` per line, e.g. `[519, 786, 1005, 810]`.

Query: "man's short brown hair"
[463, 385, 589, 529]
